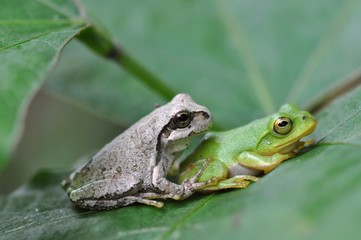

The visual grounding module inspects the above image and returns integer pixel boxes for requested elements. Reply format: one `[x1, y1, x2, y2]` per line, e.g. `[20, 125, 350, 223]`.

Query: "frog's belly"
[228, 164, 262, 177]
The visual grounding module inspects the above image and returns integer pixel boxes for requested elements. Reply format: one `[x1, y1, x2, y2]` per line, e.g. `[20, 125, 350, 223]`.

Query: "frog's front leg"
[197, 175, 259, 193]
[179, 158, 227, 184]
[238, 151, 295, 174]
[179, 158, 258, 192]
[153, 159, 216, 200]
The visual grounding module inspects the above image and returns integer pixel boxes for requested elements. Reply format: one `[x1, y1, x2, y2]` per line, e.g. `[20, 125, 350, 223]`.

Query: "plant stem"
[76, 26, 176, 100]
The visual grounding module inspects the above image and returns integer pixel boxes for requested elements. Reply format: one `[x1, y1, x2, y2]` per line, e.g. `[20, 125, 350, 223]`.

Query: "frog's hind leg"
[69, 174, 156, 210]
[198, 175, 259, 193]
[69, 174, 141, 202]
[180, 159, 258, 193]
[179, 158, 228, 187]
[76, 196, 164, 210]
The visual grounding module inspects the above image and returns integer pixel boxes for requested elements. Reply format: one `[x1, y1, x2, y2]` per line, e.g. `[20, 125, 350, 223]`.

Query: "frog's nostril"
[302, 116, 307, 120]
[202, 112, 210, 119]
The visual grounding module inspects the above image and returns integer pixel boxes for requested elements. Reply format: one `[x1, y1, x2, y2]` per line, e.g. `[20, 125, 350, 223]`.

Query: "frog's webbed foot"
[197, 175, 259, 193]
[179, 158, 217, 199]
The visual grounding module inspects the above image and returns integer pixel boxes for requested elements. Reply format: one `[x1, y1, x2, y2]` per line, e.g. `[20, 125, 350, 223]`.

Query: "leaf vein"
[215, 0, 275, 114]
[159, 194, 215, 240]
[0, 32, 50, 52]
[318, 107, 361, 143]
[0, 19, 84, 26]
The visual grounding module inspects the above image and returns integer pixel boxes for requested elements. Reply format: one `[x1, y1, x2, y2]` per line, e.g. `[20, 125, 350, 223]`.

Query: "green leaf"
[1, 86, 361, 240]
[0, 0, 86, 167]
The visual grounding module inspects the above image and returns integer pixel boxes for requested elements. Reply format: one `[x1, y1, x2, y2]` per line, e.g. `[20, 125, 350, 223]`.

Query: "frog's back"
[182, 117, 269, 168]
[66, 112, 163, 190]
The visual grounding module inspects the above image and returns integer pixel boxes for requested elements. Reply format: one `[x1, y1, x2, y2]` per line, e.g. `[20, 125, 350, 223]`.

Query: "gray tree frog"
[62, 93, 213, 210]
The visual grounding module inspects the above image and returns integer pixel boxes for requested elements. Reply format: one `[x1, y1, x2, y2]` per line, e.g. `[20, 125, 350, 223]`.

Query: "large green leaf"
[46, 0, 361, 128]
[1, 85, 361, 240]
[0, 0, 86, 167]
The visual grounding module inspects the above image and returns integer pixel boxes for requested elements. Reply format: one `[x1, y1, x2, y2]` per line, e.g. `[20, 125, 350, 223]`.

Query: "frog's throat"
[279, 141, 301, 154]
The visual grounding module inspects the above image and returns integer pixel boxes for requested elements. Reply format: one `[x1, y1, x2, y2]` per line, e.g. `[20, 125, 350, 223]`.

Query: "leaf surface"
[0, 0, 86, 167]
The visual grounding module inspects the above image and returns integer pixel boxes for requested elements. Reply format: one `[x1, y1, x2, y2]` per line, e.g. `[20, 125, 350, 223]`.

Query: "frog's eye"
[273, 117, 293, 135]
[173, 111, 192, 128]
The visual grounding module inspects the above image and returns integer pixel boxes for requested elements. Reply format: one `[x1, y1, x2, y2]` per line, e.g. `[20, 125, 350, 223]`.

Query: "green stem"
[76, 26, 176, 100]
[307, 71, 361, 114]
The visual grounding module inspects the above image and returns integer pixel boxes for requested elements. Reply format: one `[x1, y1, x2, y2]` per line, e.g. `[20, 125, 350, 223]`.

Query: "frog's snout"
[301, 113, 318, 133]
[193, 111, 212, 122]
[300, 111, 316, 121]
[202, 112, 210, 119]
[193, 110, 213, 132]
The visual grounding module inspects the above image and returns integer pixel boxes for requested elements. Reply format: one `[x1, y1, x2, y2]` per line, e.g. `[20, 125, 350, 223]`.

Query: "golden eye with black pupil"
[273, 117, 293, 135]
[173, 111, 192, 128]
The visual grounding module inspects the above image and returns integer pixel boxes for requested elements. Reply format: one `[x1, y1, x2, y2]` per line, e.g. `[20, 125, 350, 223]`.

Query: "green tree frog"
[62, 93, 213, 210]
[179, 104, 317, 192]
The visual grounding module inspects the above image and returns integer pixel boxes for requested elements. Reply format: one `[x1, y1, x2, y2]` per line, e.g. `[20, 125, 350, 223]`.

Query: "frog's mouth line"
[187, 129, 208, 137]
[276, 121, 317, 153]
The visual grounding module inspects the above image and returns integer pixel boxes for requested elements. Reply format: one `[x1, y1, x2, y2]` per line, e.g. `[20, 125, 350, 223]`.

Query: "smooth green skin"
[179, 104, 317, 192]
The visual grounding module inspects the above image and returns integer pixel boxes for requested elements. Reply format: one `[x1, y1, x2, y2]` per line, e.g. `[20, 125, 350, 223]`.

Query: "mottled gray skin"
[62, 94, 213, 210]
